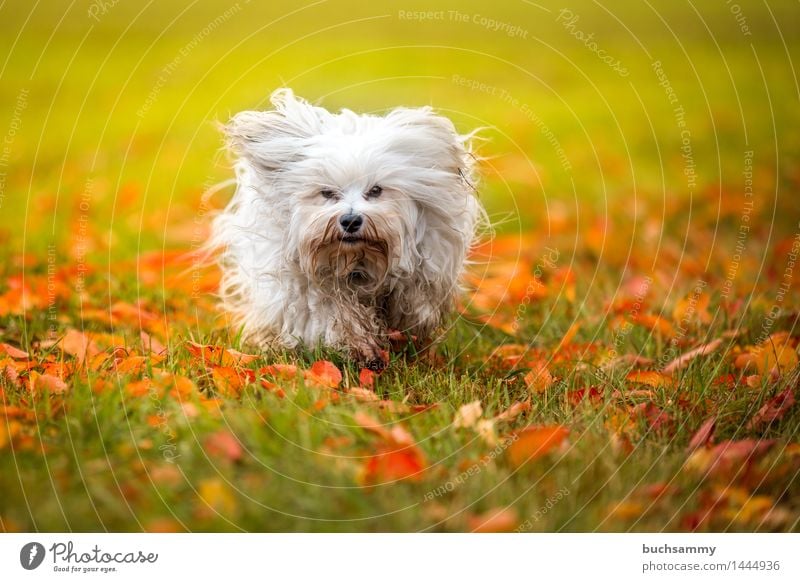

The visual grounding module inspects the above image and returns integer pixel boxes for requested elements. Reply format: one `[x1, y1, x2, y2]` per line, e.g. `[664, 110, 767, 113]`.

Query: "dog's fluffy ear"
[224, 88, 325, 172]
[384, 106, 475, 179]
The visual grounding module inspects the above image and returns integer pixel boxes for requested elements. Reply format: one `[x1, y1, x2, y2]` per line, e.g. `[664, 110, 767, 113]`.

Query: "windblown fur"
[211, 89, 481, 368]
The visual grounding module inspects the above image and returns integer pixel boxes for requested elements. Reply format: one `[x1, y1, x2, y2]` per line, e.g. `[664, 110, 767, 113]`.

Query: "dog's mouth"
[339, 235, 364, 245]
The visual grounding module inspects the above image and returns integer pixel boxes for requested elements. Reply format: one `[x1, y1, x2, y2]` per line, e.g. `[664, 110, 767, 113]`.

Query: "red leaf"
[633, 402, 674, 434]
[687, 417, 716, 451]
[362, 445, 426, 484]
[204, 430, 243, 462]
[747, 387, 796, 429]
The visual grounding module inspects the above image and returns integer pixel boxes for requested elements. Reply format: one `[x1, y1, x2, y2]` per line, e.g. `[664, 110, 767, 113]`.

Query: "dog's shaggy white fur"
[212, 89, 481, 369]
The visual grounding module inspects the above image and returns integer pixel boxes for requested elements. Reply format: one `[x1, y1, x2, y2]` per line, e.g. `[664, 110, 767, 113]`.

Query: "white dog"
[212, 89, 481, 369]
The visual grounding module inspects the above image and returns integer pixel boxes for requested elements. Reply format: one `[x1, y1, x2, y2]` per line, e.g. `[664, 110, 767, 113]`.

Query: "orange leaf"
[507, 425, 569, 467]
[555, 322, 581, 352]
[29, 371, 68, 394]
[305, 360, 342, 388]
[493, 400, 531, 424]
[359, 368, 375, 388]
[362, 445, 426, 484]
[57, 329, 99, 364]
[633, 314, 675, 338]
[211, 366, 254, 396]
[185, 341, 258, 366]
[625, 370, 674, 388]
[672, 292, 712, 325]
[523, 362, 554, 394]
[467, 507, 519, 533]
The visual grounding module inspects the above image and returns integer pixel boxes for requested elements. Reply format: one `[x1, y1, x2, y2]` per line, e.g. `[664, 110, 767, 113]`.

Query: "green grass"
[1, 0, 799, 532]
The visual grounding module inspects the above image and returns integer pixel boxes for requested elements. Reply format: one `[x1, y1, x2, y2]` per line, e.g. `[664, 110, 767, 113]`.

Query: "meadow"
[0, 0, 799, 531]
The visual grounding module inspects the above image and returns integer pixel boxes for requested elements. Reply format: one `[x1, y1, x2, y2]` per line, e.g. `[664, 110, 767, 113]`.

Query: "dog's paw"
[352, 343, 388, 372]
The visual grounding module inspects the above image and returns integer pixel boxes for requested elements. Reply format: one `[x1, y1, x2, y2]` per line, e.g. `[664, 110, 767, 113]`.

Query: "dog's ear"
[225, 89, 325, 172]
[384, 107, 475, 178]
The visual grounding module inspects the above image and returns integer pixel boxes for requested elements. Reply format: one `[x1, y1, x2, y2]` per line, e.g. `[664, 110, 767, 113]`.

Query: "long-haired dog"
[211, 89, 481, 369]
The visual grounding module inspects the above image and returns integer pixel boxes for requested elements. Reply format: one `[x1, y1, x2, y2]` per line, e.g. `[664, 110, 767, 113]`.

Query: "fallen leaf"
[29, 371, 69, 394]
[507, 425, 569, 467]
[0, 343, 28, 359]
[747, 387, 796, 429]
[662, 339, 723, 375]
[555, 322, 581, 352]
[625, 370, 674, 388]
[57, 329, 99, 364]
[305, 360, 342, 388]
[687, 417, 716, 451]
[672, 292, 712, 324]
[523, 362, 554, 394]
[453, 400, 483, 429]
[359, 368, 376, 388]
[493, 400, 530, 423]
[362, 445, 427, 484]
[204, 430, 243, 462]
[185, 341, 258, 366]
[467, 507, 518, 532]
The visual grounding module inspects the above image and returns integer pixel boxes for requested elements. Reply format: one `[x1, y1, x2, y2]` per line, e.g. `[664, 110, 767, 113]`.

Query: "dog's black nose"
[339, 213, 363, 233]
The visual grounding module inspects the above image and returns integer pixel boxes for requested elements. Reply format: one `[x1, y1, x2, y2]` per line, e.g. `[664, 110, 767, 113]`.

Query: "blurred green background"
[1, 0, 798, 259]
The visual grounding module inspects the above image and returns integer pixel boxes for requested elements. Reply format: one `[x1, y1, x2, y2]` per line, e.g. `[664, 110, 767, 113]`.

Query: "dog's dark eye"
[320, 189, 335, 199]
[366, 185, 383, 198]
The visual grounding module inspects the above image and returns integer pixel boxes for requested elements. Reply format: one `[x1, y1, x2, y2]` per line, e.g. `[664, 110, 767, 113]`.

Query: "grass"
[1, 0, 799, 532]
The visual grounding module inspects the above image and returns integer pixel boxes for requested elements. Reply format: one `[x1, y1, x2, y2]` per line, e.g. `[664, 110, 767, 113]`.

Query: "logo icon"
[20, 542, 46, 570]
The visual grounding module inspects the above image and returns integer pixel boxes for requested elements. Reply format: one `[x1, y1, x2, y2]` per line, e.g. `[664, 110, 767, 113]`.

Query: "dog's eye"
[366, 185, 383, 198]
[320, 189, 335, 199]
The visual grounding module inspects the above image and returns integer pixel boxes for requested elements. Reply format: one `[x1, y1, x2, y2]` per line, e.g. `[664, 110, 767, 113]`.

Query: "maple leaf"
[523, 361, 554, 394]
[507, 425, 569, 467]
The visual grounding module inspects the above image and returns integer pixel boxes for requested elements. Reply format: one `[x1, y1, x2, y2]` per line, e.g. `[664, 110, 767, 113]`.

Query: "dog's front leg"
[327, 300, 387, 371]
